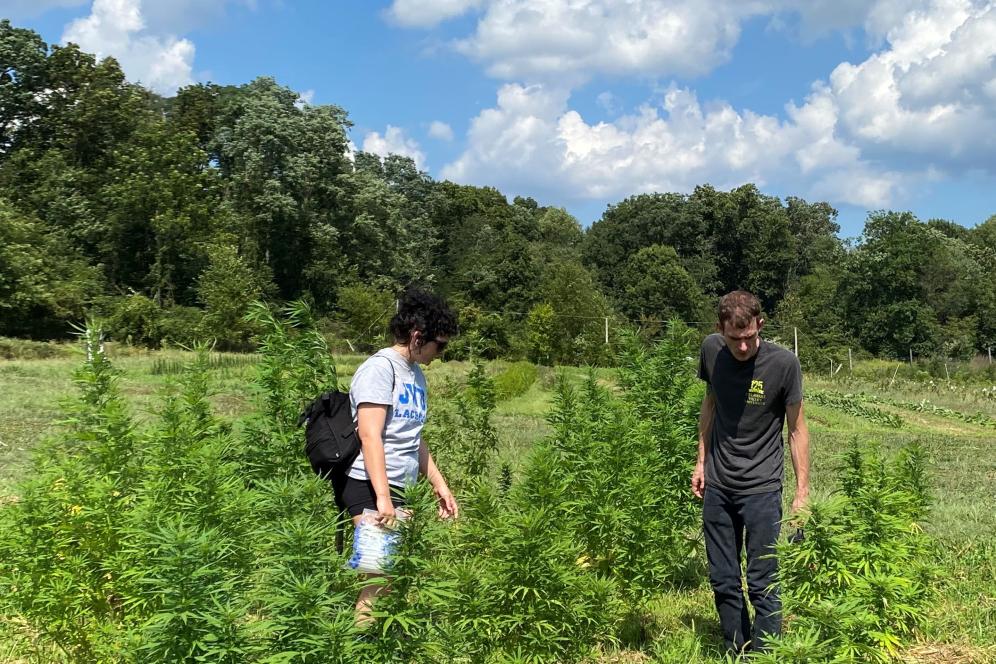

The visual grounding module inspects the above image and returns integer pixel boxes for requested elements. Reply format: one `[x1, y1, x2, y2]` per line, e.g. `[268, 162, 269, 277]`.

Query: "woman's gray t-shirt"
[347, 348, 427, 488]
[698, 334, 803, 494]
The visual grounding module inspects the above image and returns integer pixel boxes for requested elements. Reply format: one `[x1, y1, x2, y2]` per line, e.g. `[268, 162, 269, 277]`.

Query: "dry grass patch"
[903, 642, 996, 663]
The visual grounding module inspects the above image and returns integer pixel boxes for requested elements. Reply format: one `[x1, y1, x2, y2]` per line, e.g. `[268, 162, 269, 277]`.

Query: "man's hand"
[694, 392, 713, 501]
[790, 490, 808, 516]
[691, 462, 705, 499]
[786, 401, 810, 520]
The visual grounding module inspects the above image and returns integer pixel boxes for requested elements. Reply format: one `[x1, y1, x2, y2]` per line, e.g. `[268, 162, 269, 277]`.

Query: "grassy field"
[1, 349, 994, 662]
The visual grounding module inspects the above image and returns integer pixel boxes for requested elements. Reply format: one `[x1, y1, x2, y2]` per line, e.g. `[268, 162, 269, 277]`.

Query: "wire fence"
[343, 302, 994, 373]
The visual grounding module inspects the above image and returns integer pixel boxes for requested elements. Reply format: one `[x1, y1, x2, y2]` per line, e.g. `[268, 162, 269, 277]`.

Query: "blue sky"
[7, 0, 996, 238]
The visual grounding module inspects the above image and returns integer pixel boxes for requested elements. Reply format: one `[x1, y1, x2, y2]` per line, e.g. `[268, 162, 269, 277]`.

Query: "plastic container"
[346, 508, 406, 574]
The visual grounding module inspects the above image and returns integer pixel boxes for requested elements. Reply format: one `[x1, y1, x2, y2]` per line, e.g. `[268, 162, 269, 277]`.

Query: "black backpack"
[298, 390, 358, 553]
[299, 390, 361, 481]
[297, 358, 395, 551]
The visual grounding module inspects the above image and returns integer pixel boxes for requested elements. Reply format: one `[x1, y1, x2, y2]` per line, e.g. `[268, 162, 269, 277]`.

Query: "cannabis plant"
[758, 440, 938, 663]
[0, 310, 357, 662]
[423, 359, 500, 490]
[544, 321, 703, 597]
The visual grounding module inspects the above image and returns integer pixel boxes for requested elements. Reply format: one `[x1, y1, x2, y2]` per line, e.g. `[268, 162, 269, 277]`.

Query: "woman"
[343, 287, 459, 622]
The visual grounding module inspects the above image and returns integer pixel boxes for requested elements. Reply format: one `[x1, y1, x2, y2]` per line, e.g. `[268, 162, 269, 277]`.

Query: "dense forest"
[2, 20, 995, 366]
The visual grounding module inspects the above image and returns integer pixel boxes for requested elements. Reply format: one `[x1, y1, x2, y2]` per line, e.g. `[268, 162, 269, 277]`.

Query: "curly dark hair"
[389, 287, 458, 346]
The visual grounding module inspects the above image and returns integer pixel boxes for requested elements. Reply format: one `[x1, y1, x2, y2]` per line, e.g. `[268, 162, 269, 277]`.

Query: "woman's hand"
[433, 483, 459, 519]
[376, 494, 397, 527]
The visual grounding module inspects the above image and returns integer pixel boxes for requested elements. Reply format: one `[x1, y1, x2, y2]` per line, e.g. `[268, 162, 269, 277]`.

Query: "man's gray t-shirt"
[698, 334, 803, 494]
[347, 348, 427, 488]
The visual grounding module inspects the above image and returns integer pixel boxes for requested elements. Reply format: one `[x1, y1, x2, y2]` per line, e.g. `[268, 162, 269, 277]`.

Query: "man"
[691, 290, 810, 655]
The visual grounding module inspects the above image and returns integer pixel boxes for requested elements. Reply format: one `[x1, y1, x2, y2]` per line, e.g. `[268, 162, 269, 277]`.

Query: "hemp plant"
[757, 440, 938, 663]
[237, 300, 340, 482]
[0, 310, 358, 662]
[546, 321, 704, 597]
[422, 359, 500, 490]
[0, 324, 141, 660]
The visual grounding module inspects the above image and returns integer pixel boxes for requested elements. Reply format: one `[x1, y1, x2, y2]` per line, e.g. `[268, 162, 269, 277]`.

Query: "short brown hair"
[718, 290, 761, 329]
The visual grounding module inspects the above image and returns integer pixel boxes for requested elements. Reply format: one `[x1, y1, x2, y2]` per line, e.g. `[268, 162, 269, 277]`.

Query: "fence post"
[989, 347, 993, 364]
[604, 317, 609, 345]
[909, 348, 914, 365]
[848, 348, 853, 372]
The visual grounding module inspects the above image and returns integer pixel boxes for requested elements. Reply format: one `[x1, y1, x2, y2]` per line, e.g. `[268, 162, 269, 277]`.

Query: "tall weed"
[423, 360, 500, 490]
[758, 440, 938, 663]
[549, 322, 703, 596]
[494, 361, 539, 401]
[0, 309, 359, 662]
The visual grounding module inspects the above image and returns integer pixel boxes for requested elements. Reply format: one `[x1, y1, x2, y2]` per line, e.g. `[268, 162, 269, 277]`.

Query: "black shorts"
[340, 475, 406, 517]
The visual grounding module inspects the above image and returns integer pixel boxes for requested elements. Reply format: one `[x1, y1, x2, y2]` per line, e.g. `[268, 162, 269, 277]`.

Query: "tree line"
[2, 20, 995, 366]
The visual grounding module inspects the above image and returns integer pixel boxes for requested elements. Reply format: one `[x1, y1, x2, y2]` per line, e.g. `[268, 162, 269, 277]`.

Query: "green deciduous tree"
[196, 243, 266, 349]
[785, 197, 843, 281]
[336, 158, 438, 289]
[841, 211, 992, 357]
[0, 40, 148, 262]
[0, 199, 101, 337]
[619, 245, 706, 323]
[98, 119, 222, 304]
[334, 282, 395, 351]
[538, 258, 613, 363]
[0, 20, 49, 154]
[526, 303, 556, 365]
[213, 77, 351, 300]
[583, 191, 703, 301]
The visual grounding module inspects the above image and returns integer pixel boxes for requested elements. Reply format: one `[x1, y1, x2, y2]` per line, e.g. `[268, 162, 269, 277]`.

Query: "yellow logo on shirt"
[747, 379, 766, 405]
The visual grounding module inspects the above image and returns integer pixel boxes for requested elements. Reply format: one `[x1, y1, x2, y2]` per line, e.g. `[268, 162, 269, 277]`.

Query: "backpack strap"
[369, 352, 398, 407]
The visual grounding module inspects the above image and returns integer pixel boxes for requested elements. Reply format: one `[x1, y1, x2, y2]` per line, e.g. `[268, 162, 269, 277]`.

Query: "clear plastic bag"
[346, 508, 405, 574]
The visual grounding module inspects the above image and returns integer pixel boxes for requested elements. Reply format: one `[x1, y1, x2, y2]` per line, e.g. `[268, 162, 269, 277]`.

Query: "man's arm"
[691, 390, 715, 499]
[785, 401, 810, 514]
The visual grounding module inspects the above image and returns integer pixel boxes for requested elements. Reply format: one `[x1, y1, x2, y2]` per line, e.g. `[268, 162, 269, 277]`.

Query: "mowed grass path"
[1, 352, 994, 662]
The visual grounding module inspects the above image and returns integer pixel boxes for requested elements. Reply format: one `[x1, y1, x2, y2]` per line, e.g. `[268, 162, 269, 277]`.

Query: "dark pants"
[703, 485, 782, 654]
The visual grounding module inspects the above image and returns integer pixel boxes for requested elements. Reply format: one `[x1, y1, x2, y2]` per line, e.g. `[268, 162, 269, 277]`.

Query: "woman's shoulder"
[353, 350, 397, 382]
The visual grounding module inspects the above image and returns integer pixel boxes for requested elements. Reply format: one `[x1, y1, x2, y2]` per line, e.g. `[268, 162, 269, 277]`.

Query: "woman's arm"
[419, 441, 458, 518]
[356, 403, 395, 519]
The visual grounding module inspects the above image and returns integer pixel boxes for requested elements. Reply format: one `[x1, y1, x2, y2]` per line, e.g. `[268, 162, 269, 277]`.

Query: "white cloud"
[386, 0, 900, 84]
[387, 1, 983, 88]
[387, 0, 483, 27]
[62, 0, 195, 94]
[442, 81, 913, 209]
[362, 125, 427, 168]
[428, 120, 455, 141]
[453, 0, 772, 84]
[440, 0, 996, 211]
[827, 0, 996, 168]
[295, 89, 315, 108]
